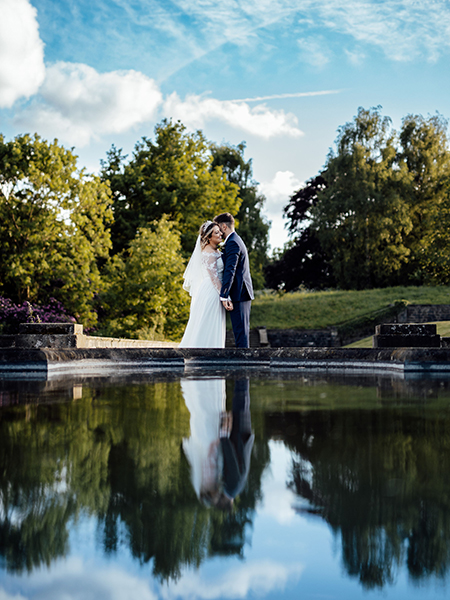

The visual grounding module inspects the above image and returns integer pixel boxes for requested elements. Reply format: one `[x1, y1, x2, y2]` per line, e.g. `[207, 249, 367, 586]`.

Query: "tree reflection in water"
[0, 377, 269, 581]
[271, 406, 450, 588]
[1, 373, 450, 591]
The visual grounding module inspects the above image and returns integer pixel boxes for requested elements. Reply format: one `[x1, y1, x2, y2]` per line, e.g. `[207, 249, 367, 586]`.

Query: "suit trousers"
[230, 300, 251, 348]
[221, 379, 252, 498]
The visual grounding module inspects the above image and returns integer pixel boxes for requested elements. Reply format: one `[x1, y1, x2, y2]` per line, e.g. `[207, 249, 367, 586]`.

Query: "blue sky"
[1, 0, 450, 249]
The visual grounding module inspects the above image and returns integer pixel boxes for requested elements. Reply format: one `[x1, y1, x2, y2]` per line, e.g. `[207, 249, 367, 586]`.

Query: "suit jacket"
[220, 379, 254, 499]
[221, 430, 254, 499]
[220, 232, 254, 302]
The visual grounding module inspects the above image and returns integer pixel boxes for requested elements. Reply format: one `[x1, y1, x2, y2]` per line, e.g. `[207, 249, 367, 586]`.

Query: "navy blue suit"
[220, 379, 254, 499]
[220, 232, 254, 348]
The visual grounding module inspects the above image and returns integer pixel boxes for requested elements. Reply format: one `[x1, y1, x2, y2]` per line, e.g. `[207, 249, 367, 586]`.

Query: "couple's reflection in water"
[181, 377, 254, 510]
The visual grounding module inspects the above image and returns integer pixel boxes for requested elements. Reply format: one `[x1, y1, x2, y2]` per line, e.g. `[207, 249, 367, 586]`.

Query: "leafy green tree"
[210, 142, 270, 289]
[265, 176, 334, 290]
[276, 108, 450, 291]
[398, 113, 450, 284]
[101, 120, 240, 256]
[0, 133, 112, 325]
[312, 107, 413, 289]
[99, 216, 188, 340]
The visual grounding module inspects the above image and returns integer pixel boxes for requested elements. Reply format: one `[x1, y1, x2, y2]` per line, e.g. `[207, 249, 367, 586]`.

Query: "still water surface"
[1, 371, 450, 599]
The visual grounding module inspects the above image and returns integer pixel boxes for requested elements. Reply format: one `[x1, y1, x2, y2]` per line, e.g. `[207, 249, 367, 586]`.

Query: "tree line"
[266, 106, 450, 291]
[0, 120, 269, 339]
[2, 107, 450, 339]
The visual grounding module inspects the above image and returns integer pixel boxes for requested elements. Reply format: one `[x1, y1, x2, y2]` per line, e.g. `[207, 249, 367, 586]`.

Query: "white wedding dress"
[179, 249, 226, 348]
[181, 378, 226, 498]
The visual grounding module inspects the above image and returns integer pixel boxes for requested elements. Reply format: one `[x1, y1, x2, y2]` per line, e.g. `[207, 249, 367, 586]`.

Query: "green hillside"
[250, 286, 450, 330]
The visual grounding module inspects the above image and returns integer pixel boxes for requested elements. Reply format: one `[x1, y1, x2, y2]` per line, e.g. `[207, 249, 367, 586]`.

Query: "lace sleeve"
[202, 252, 222, 294]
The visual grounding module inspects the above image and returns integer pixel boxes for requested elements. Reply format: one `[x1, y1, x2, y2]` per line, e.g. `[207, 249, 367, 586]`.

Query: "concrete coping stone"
[375, 323, 437, 336]
[19, 323, 83, 335]
[1, 347, 450, 377]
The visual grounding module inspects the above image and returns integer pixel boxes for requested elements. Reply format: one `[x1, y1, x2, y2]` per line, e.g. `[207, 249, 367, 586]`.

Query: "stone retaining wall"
[397, 304, 450, 323]
[266, 328, 340, 348]
[263, 305, 450, 348]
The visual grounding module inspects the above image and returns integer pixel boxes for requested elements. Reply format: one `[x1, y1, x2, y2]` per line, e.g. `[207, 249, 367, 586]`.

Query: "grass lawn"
[250, 286, 450, 330]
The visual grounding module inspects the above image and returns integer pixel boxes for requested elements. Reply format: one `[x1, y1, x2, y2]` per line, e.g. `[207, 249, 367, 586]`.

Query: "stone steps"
[373, 323, 441, 348]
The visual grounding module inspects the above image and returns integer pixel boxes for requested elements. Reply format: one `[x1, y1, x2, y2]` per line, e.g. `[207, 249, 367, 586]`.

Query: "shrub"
[0, 297, 75, 334]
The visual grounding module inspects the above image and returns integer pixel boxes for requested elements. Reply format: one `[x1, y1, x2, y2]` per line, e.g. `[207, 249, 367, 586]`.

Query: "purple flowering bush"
[0, 297, 76, 334]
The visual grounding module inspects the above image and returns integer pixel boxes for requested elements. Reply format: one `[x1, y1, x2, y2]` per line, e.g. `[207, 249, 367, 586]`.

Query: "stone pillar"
[372, 323, 441, 348]
[0, 323, 86, 349]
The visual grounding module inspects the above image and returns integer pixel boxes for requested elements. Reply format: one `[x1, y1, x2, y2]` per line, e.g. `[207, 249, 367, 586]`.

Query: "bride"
[179, 221, 231, 348]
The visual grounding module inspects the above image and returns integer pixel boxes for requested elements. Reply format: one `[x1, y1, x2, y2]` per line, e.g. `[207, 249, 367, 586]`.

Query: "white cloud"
[233, 89, 341, 102]
[163, 0, 450, 64]
[297, 36, 331, 68]
[0, 0, 45, 107]
[309, 0, 450, 62]
[344, 47, 366, 66]
[0, 590, 27, 600]
[0, 551, 303, 600]
[259, 170, 302, 214]
[259, 171, 303, 250]
[0, 557, 159, 600]
[258, 441, 299, 523]
[162, 559, 303, 600]
[164, 93, 303, 139]
[15, 62, 162, 146]
[173, 0, 300, 46]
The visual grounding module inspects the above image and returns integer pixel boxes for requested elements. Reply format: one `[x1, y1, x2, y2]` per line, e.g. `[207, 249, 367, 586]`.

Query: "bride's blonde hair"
[199, 220, 216, 250]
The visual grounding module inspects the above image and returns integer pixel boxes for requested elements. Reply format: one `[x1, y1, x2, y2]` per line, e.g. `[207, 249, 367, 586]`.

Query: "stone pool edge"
[1, 347, 450, 376]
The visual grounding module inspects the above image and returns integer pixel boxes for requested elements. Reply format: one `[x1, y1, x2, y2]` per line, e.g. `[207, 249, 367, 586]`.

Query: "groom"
[214, 213, 254, 348]
[220, 378, 254, 501]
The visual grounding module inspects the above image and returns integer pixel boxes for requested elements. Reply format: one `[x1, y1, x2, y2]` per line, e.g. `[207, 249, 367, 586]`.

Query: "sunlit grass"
[250, 286, 450, 330]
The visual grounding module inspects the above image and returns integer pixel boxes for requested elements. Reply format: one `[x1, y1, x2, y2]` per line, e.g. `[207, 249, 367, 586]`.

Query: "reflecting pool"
[1, 371, 450, 599]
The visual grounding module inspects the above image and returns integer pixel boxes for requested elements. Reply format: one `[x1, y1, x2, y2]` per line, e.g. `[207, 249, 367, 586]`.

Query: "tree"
[265, 176, 334, 290]
[311, 107, 414, 289]
[270, 108, 450, 291]
[101, 120, 241, 256]
[210, 142, 270, 290]
[306, 108, 450, 290]
[398, 113, 450, 284]
[0, 134, 112, 325]
[99, 217, 188, 340]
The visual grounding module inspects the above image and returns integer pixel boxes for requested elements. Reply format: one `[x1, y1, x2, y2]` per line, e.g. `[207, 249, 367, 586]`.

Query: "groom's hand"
[222, 299, 233, 311]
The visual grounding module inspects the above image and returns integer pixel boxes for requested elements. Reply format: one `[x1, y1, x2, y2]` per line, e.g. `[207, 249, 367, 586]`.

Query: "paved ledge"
[2, 346, 450, 377]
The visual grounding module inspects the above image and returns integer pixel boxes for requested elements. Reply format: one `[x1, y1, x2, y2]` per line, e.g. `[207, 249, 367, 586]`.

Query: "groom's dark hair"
[214, 213, 235, 228]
